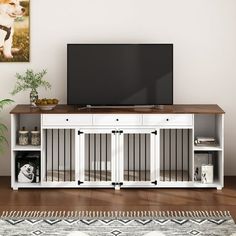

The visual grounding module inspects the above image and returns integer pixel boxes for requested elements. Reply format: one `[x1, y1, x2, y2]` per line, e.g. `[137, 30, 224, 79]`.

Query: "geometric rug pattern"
[0, 211, 236, 235]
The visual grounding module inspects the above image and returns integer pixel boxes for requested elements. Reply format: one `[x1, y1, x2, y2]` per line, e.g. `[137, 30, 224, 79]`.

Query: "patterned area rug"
[0, 211, 236, 236]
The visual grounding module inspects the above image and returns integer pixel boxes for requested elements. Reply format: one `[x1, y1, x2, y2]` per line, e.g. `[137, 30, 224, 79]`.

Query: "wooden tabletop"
[10, 104, 225, 114]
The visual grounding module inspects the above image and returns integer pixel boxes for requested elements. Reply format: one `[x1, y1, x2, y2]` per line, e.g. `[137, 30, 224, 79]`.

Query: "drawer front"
[143, 114, 193, 126]
[93, 114, 142, 126]
[42, 114, 93, 126]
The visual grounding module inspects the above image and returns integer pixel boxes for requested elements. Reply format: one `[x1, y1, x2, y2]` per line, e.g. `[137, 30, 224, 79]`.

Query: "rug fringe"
[0, 210, 231, 219]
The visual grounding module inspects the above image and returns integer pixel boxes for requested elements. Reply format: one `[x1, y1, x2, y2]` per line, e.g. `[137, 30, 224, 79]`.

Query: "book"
[194, 137, 217, 146]
[195, 137, 216, 142]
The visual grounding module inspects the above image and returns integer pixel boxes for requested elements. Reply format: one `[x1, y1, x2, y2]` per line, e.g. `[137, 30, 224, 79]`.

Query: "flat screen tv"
[67, 44, 173, 106]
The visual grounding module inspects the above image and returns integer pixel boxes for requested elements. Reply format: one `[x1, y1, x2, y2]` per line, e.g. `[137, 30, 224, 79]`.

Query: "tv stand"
[10, 104, 224, 190]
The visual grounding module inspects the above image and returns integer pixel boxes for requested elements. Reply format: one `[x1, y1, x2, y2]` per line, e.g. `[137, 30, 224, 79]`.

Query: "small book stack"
[194, 137, 217, 146]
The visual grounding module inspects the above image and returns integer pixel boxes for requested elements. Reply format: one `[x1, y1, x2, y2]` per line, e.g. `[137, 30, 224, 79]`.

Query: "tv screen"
[67, 44, 173, 106]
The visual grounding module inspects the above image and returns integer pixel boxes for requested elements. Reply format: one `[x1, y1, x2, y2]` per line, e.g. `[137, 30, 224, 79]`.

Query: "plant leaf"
[0, 123, 8, 134]
[0, 135, 8, 154]
[0, 98, 13, 154]
[11, 69, 50, 95]
[0, 99, 14, 110]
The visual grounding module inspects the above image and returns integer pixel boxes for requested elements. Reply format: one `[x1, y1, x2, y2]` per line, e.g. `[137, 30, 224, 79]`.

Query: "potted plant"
[0, 99, 14, 154]
[11, 69, 51, 106]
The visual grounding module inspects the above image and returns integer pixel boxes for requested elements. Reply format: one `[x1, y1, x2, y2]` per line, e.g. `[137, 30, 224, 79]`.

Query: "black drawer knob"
[116, 119, 119, 121]
[166, 118, 169, 121]
[66, 119, 69, 121]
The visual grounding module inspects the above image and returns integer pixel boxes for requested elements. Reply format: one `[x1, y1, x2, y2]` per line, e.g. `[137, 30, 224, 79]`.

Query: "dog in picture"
[201, 172, 207, 184]
[18, 163, 34, 183]
[0, 0, 25, 58]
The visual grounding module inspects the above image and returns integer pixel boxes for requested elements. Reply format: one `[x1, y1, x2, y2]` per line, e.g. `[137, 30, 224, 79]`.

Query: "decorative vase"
[30, 89, 38, 107]
[18, 127, 29, 146]
[31, 126, 40, 146]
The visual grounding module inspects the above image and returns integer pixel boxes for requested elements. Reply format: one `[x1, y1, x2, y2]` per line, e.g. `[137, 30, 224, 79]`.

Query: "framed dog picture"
[0, 0, 30, 62]
[16, 152, 40, 183]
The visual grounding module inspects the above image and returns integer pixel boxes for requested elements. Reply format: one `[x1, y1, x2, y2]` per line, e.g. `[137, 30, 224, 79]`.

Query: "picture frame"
[0, 0, 30, 62]
[16, 152, 40, 183]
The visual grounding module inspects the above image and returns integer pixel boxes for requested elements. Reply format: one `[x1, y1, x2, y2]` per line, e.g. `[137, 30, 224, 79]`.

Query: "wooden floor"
[0, 176, 236, 220]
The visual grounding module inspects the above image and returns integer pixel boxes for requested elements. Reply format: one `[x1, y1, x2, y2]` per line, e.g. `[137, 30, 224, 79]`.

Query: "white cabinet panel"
[42, 114, 93, 126]
[93, 114, 142, 126]
[143, 114, 193, 126]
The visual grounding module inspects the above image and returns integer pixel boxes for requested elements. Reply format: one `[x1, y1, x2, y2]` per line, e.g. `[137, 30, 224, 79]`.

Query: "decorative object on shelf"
[0, 99, 13, 154]
[194, 152, 213, 181]
[0, 0, 30, 62]
[201, 164, 214, 184]
[16, 152, 40, 183]
[36, 98, 59, 110]
[31, 126, 40, 146]
[18, 126, 29, 146]
[11, 69, 51, 107]
[30, 89, 38, 107]
[194, 136, 217, 146]
[37, 104, 56, 111]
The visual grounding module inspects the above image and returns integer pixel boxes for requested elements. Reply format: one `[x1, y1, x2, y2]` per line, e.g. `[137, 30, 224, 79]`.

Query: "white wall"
[0, 0, 236, 176]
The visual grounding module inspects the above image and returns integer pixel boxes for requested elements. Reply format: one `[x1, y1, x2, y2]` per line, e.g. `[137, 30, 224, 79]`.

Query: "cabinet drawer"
[143, 114, 193, 126]
[93, 114, 142, 126]
[42, 114, 93, 126]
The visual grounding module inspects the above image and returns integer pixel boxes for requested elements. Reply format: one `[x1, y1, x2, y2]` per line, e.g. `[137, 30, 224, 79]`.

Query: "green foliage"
[0, 99, 13, 110]
[0, 124, 8, 154]
[0, 99, 14, 154]
[11, 69, 51, 95]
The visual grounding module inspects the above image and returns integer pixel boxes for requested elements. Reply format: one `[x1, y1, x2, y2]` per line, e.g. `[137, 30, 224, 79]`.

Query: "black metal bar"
[139, 134, 141, 181]
[128, 134, 129, 181]
[64, 129, 66, 182]
[169, 129, 171, 181]
[163, 130, 165, 181]
[133, 134, 135, 181]
[175, 129, 177, 181]
[70, 129, 72, 181]
[100, 134, 102, 181]
[182, 129, 184, 181]
[88, 134, 90, 181]
[145, 134, 147, 181]
[94, 134, 96, 181]
[46, 129, 47, 182]
[58, 129, 59, 182]
[105, 134, 107, 181]
[188, 129, 190, 181]
[52, 129, 53, 182]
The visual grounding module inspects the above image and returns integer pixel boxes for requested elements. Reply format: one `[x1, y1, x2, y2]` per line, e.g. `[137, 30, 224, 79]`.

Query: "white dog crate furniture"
[10, 104, 224, 190]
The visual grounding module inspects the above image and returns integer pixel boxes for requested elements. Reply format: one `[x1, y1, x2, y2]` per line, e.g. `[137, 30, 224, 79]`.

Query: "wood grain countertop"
[10, 104, 225, 114]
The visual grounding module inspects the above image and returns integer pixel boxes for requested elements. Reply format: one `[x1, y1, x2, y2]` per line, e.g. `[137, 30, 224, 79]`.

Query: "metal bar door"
[118, 129, 158, 188]
[77, 129, 115, 187]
